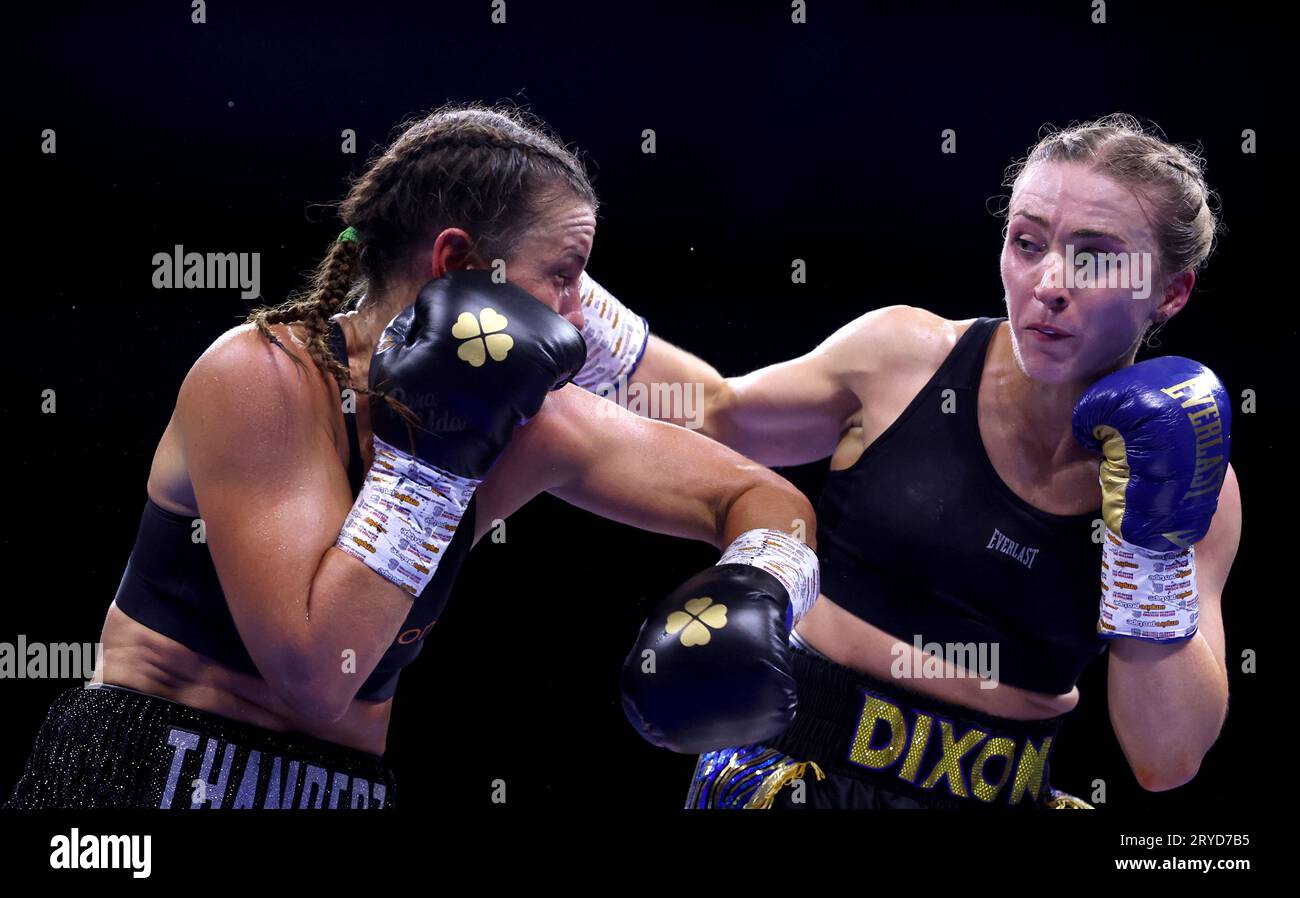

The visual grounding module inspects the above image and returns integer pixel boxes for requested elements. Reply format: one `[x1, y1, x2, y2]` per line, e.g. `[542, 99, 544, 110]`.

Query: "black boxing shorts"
[685, 634, 1092, 809]
[5, 684, 397, 809]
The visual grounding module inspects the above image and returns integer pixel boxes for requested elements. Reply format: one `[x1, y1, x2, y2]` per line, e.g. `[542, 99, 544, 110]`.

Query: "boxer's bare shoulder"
[187, 323, 335, 396]
[827, 305, 974, 402]
[827, 307, 984, 470]
[149, 323, 347, 517]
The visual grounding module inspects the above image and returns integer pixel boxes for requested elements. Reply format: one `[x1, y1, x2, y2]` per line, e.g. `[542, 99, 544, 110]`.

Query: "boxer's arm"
[1106, 463, 1240, 791]
[473, 384, 815, 549]
[179, 328, 423, 722]
[629, 305, 923, 466]
[624, 333, 727, 427]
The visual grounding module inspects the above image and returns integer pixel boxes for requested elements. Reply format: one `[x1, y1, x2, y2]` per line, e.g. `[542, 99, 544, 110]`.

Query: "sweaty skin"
[102, 197, 815, 755]
[624, 161, 1240, 789]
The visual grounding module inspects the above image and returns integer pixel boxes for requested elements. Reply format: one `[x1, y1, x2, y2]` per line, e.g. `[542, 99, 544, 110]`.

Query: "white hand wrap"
[717, 529, 820, 625]
[335, 437, 479, 597]
[571, 271, 650, 392]
[1097, 530, 1198, 641]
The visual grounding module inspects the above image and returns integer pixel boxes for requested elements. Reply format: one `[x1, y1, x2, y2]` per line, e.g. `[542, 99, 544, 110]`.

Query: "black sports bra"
[113, 319, 477, 701]
[815, 317, 1106, 694]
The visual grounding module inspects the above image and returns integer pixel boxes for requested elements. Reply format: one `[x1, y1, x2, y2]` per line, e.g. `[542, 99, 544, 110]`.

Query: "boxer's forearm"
[627, 334, 729, 434]
[574, 275, 864, 466]
[1106, 633, 1228, 791]
[621, 329, 861, 467]
[716, 479, 816, 551]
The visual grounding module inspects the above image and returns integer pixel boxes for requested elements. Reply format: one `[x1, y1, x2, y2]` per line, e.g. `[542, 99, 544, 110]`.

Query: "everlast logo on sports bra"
[848, 691, 1052, 805]
[986, 527, 1041, 570]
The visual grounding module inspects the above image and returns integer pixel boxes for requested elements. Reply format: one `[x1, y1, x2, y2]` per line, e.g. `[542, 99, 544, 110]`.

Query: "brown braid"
[247, 235, 362, 395]
[245, 102, 597, 416]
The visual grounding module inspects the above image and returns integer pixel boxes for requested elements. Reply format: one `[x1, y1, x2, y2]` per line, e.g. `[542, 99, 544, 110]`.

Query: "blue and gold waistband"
[685, 745, 827, 809]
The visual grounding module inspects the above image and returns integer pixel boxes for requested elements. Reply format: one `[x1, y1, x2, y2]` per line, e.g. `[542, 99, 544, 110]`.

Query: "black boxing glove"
[335, 270, 586, 595]
[370, 269, 587, 477]
[621, 529, 820, 753]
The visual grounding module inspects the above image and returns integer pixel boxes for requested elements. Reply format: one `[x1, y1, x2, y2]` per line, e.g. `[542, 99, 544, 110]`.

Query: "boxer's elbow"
[716, 467, 817, 549]
[1131, 752, 1203, 792]
[282, 682, 354, 725]
[269, 652, 356, 724]
[1121, 706, 1223, 792]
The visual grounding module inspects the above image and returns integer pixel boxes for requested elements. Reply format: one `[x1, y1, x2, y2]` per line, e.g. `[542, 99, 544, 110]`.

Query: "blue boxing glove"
[1072, 356, 1231, 641]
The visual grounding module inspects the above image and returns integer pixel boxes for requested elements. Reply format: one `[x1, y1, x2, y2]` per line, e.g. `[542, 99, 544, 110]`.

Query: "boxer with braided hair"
[7, 104, 818, 809]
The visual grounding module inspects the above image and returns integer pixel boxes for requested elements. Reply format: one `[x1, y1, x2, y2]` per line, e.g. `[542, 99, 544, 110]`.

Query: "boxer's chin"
[1011, 337, 1076, 385]
[1021, 358, 1081, 386]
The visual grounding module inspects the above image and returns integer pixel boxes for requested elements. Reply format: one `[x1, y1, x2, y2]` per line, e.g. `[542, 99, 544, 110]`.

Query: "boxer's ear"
[428, 227, 479, 278]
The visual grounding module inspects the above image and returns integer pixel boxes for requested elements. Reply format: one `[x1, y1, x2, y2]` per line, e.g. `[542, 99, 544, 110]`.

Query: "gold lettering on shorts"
[1008, 736, 1053, 805]
[970, 736, 1017, 802]
[897, 713, 934, 783]
[849, 696, 907, 769]
[918, 721, 987, 799]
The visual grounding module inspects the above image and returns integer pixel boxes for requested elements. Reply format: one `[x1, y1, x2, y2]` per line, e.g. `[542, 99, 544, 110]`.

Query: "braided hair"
[246, 103, 597, 403]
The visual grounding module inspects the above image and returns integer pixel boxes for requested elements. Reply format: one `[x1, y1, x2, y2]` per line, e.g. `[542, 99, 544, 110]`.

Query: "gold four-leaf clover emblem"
[665, 596, 728, 647]
[452, 308, 513, 367]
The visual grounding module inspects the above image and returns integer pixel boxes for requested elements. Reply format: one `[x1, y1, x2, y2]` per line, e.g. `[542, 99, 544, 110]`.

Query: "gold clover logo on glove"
[452, 308, 513, 367]
[665, 596, 728, 647]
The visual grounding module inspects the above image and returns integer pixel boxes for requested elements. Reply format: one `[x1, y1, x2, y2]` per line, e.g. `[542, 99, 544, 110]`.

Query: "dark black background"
[5, 0, 1282, 822]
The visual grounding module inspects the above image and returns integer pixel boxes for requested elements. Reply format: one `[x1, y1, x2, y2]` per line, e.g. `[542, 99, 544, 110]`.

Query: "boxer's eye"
[1015, 237, 1040, 253]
